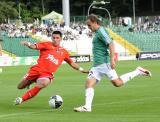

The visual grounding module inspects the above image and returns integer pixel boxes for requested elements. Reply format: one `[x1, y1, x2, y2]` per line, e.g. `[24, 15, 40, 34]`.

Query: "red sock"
[22, 86, 41, 102]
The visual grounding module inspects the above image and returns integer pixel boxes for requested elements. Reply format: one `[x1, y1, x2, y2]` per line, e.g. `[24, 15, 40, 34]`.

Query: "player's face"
[86, 19, 97, 32]
[51, 34, 62, 46]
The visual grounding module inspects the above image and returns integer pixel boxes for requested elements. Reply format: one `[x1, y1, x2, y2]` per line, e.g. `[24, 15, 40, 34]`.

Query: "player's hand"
[20, 41, 29, 46]
[110, 59, 116, 69]
[78, 67, 89, 74]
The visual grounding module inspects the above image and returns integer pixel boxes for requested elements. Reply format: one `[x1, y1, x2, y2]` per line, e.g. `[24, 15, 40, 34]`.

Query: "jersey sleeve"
[99, 27, 113, 45]
[35, 42, 50, 50]
[64, 50, 73, 64]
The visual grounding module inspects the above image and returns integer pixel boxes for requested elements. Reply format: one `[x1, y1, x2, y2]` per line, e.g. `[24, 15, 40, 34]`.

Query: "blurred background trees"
[0, 0, 159, 23]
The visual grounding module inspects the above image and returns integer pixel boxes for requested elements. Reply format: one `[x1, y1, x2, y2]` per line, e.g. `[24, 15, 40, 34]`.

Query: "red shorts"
[23, 66, 53, 82]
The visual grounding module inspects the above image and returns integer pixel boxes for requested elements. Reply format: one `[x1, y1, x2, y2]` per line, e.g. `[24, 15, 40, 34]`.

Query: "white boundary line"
[0, 110, 52, 118]
[93, 96, 160, 106]
[0, 96, 160, 118]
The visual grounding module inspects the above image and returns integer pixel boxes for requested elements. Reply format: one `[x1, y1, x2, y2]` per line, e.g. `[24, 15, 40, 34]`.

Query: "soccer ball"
[48, 95, 63, 109]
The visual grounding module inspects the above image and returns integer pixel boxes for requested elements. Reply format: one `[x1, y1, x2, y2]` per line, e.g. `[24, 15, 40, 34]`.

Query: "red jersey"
[31, 41, 73, 74]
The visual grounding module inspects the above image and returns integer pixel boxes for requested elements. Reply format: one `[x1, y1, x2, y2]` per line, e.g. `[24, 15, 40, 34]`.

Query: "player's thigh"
[104, 63, 118, 81]
[36, 77, 51, 88]
[87, 66, 104, 87]
[18, 69, 39, 89]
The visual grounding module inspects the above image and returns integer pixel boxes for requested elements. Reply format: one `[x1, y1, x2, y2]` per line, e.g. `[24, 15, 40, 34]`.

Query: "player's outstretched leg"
[118, 66, 151, 86]
[136, 66, 152, 76]
[14, 78, 51, 105]
[14, 86, 41, 105]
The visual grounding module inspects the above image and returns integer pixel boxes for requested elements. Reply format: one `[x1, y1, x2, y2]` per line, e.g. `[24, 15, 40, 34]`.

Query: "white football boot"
[14, 97, 23, 105]
[74, 106, 91, 112]
[136, 66, 152, 77]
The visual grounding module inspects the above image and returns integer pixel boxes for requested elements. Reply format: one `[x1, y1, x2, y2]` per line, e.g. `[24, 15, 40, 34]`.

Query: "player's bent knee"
[17, 79, 30, 89]
[36, 78, 51, 88]
[36, 82, 47, 88]
[85, 78, 96, 88]
[111, 80, 123, 87]
[112, 83, 123, 87]
[17, 84, 25, 89]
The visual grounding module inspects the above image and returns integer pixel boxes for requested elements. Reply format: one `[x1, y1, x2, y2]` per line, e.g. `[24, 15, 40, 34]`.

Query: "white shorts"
[87, 63, 118, 81]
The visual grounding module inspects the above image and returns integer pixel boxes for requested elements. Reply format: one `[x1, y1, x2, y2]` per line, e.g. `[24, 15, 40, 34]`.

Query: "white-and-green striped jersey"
[92, 26, 113, 66]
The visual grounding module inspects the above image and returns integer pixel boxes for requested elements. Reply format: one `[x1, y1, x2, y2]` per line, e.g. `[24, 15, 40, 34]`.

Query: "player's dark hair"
[52, 31, 62, 37]
[87, 14, 101, 25]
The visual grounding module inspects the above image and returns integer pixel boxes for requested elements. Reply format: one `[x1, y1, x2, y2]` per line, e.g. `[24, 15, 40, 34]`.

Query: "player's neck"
[95, 25, 100, 31]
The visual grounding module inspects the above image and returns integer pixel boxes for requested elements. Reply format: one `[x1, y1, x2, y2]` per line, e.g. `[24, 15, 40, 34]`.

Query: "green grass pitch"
[0, 60, 160, 122]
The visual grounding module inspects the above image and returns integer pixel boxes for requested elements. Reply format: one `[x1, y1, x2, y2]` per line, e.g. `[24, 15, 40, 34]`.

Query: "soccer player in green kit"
[74, 14, 151, 112]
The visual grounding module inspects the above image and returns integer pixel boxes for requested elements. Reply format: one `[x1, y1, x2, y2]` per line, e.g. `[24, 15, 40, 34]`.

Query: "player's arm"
[20, 41, 36, 49]
[64, 50, 89, 73]
[68, 62, 89, 73]
[109, 42, 116, 69]
[101, 29, 116, 69]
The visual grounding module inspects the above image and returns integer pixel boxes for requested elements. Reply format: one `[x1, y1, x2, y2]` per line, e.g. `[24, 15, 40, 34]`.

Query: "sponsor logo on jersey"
[46, 54, 59, 65]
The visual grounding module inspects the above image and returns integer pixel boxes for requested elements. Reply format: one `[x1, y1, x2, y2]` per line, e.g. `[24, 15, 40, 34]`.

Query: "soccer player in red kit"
[14, 30, 88, 105]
